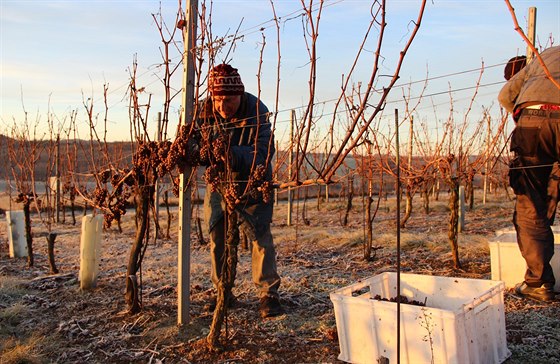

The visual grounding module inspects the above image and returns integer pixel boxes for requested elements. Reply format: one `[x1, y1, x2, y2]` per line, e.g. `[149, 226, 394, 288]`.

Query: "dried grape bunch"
[158, 140, 172, 159]
[247, 164, 268, 201]
[373, 294, 426, 307]
[103, 211, 115, 229]
[131, 164, 145, 184]
[109, 175, 125, 205]
[14, 192, 34, 204]
[119, 169, 134, 186]
[165, 141, 181, 173]
[258, 181, 273, 204]
[252, 164, 266, 181]
[103, 186, 131, 229]
[203, 165, 222, 193]
[100, 169, 112, 184]
[172, 176, 180, 197]
[166, 125, 201, 172]
[92, 186, 108, 207]
[198, 143, 210, 166]
[110, 173, 121, 187]
[198, 142, 211, 167]
[156, 140, 172, 177]
[196, 125, 214, 165]
[223, 181, 240, 209]
[134, 141, 159, 176]
[211, 131, 229, 162]
[109, 171, 131, 197]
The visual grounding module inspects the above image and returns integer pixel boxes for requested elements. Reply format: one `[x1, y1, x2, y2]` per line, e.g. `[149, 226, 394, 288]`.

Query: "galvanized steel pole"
[395, 108, 401, 363]
[287, 110, 294, 226]
[177, 0, 198, 327]
[526, 7, 536, 62]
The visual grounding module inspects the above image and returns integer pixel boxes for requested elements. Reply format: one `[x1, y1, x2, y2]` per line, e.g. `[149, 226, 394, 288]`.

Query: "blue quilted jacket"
[199, 92, 275, 233]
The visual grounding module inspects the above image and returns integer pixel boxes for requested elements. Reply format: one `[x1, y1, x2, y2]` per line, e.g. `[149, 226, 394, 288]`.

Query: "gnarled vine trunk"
[46, 233, 59, 274]
[125, 186, 152, 314]
[421, 183, 430, 214]
[447, 178, 461, 269]
[207, 210, 239, 347]
[400, 185, 413, 227]
[23, 200, 34, 267]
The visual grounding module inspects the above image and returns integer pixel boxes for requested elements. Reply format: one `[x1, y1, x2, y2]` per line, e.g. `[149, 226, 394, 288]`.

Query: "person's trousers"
[510, 109, 559, 287]
[210, 216, 281, 298]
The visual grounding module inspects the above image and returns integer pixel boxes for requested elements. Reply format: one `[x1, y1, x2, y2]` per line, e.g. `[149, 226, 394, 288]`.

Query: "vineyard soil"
[1, 191, 559, 363]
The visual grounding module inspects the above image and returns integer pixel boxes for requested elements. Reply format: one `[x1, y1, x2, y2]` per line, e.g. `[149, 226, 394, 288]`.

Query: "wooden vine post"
[177, 0, 198, 327]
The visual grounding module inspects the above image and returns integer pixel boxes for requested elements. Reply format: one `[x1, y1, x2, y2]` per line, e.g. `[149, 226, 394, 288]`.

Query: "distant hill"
[2, 133, 493, 195]
[0, 134, 134, 180]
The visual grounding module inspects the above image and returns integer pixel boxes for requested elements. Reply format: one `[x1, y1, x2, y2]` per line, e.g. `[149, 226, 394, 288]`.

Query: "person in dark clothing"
[498, 46, 560, 302]
[199, 63, 284, 318]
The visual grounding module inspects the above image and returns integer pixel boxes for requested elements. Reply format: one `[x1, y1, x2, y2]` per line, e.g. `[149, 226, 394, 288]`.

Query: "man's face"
[212, 95, 241, 119]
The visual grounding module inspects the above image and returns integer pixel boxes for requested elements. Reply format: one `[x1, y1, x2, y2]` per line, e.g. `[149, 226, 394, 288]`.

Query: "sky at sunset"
[1, 0, 559, 145]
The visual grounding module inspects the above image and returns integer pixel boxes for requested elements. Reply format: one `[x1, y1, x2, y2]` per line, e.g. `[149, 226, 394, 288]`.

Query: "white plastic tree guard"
[6, 210, 27, 258]
[79, 214, 103, 290]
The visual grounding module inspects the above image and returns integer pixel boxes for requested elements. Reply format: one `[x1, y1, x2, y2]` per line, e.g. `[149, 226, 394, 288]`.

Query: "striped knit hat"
[209, 64, 245, 96]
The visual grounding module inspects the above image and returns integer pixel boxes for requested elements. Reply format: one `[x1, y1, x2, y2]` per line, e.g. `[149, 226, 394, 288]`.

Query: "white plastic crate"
[495, 225, 560, 236]
[489, 231, 560, 291]
[330, 272, 510, 364]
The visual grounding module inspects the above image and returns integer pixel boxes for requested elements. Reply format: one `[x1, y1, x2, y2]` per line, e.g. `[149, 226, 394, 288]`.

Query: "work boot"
[205, 293, 238, 312]
[259, 295, 285, 318]
[515, 282, 555, 302]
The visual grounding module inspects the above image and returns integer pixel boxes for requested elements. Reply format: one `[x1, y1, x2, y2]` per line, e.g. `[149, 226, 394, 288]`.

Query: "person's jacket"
[498, 46, 560, 113]
[198, 92, 275, 233]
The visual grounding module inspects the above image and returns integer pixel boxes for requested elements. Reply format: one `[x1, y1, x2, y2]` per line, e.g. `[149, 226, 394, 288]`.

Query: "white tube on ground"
[7, 210, 27, 258]
[79, 214, 103, 290]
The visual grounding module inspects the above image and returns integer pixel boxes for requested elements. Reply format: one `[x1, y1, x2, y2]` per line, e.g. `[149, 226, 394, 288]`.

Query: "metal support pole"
[55, 134, 61, 223]
[458, 186, 465, 233]
[275, 140, 279, 206]
[405, 115, 413, 217]
[178, 0, 198, 327]
[526, 7, 537, 62]
[483, 115, 490, 204]
[155, 112, 161, 221]
[287, 110, 295, 226]
[395, 109, 401, 363]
